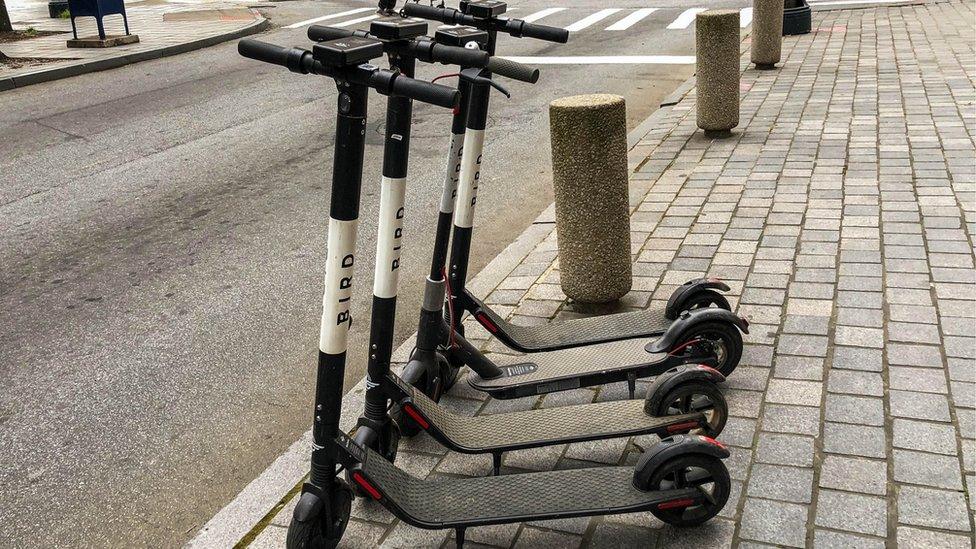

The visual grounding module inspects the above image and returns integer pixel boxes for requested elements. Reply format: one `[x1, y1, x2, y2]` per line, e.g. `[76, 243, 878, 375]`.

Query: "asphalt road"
[0, 0, 743, 546]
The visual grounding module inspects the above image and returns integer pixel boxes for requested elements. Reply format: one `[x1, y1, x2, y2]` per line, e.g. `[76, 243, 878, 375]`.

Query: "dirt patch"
[0, 29, 64, 44]
[0, 56, 71, 70]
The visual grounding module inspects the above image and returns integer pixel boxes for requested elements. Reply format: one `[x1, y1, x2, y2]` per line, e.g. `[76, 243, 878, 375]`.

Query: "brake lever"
[459, 67, 511, 98]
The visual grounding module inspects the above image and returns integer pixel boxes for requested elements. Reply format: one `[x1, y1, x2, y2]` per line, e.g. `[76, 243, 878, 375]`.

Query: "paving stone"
[813, 529, 885, 548]
[656, 518, 736, 547]
[782, 314, 832, 335]
[513, 526, 582, 548]
[893, 419, 959, 455]
[464, 522, 522, 547]
[830, 347, 883, 372]
[761, 404, 821, 436]
[746, 463, 814, 503]
[528, 516, 590, 535]
[739, 497, 809, 547]
[586, 521, 657, 548]
[823, 422, 887, 458]
[833, 326, 885, 349]
[897, 486, 973, 532]
[888, 344, 945, 368]
[777, 334, 829, 357]
[827, 369, 883, 397]
[889, 390, 952, 421]
[819, 455, 887, 496]
[896, 527, 974, 549]
[765, 379, 824, 407]
[814, 490, 888, 537]
[380, 521, 450, 547]
[774, 356, 825, 381]
[889, 366, 948, 394]
[893, 449, 965, 490]
[756, 432, 814, 467]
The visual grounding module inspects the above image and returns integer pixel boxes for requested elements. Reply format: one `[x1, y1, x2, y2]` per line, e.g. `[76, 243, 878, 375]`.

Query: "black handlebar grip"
[307, 25, 355, 43]
[430, 43, 489, 67]
[402, 2, 458, 23]
[514, 21, 570, 43]
[391, 75, 460, 109]
[486, 57, 540, 83]
[238, 39, 310, 73]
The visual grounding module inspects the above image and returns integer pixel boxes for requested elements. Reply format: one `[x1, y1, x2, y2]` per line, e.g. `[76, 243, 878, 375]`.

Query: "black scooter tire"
[653, 381, 728, 438]
[647, 454, 730, 527]
[286, 482, 352, 549]
[679, 289, 731, 313]
[672, 321, 743, 377]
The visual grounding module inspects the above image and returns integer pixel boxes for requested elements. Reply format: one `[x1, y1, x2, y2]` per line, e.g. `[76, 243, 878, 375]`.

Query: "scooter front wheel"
[647, 455, 730, 527]
[286, 481, 353, 549]
[679, 289, 731, 313]
[652, 381, 728, 438]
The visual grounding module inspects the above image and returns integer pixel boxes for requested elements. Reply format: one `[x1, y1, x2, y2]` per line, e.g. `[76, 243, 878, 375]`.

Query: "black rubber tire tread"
[674, 321, 742, 377]
[648, 455, 730, 527]
[654, 382, 728, 438]
[286, 483, 352, 549]
[356, 443, 700, 528]
[410, 386, 701, 452]
[478, 304, 670, 351]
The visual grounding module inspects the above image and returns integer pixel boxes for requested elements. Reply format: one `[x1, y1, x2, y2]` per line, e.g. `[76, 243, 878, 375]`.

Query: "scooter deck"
[409, 385, 701, 453]
[468, 339, 673, 399]
[353, 443, 700, 529]
[477, 301, 669, 352]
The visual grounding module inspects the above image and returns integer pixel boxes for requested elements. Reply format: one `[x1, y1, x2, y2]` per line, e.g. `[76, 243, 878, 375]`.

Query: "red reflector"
[700, 436, 726, 450]
[658, 498, 695, 510]
[697, 364, 720, 375]
[403, 404, 430, 430]
[351, 472, 382, 500]
[476, 313, 498, 333]
[667, 421, 701, 433]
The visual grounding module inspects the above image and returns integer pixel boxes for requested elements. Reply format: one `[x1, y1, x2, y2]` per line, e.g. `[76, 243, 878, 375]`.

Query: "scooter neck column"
[311, 81, 369, 487]
[429, 77, 472, 281]
[364, 56, 416, 422]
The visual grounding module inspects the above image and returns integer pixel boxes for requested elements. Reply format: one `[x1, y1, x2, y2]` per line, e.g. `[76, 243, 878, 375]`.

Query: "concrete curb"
[186, 80, 699, 548]
[0, 14, 270, 92]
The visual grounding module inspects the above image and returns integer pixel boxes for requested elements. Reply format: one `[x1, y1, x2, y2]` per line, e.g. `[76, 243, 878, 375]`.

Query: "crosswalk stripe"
[740, 7, 753, 27]
[521, 7, 566, 23]
[332, 14, 380, 28]
[666, 8, 707, 29]
[502, 55, 695, 65]
[565, 8, 622, 31]
[284, 7, 373, 29]
[605, 8, 657, 31]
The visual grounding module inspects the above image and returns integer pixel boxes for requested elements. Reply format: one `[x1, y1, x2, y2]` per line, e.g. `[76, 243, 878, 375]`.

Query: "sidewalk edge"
[0, 14, 270, 92]
[185, 77, 698, 548]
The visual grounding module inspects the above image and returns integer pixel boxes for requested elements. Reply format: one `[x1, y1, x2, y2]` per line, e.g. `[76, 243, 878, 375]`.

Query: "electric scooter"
[308, 18, 730, 478]
[238, 33, 733, 549]
[397, 1, 749, 419]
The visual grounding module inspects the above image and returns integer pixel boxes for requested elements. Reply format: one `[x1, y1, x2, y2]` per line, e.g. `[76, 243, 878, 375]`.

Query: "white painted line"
[502, 55, 695, 65]
[605, 8, 658, 31]
[521, 7, 566, 23]
[331, 14, 380, 28]
[740, 7, 753, 26]
[810, 0, 912, 5]
[666, 8, 707, 29]
[284, 7, 373, 29]
[565, 8, 622, 32]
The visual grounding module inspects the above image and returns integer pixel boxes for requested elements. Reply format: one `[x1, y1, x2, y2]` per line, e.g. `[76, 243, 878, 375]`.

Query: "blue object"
[68, 0, 131, 40]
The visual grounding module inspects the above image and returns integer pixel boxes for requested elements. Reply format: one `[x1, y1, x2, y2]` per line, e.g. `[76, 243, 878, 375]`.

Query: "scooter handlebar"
[401, 2, 459, 23]
[504, 19, 570, 43]
[486, 56, 539, 83]
[238, 38, 311, 73]
[385, 72, 460, 109]
[402, 2, 569, 44]
[426, 41, 489, 67]
[307, 25, 358, 42]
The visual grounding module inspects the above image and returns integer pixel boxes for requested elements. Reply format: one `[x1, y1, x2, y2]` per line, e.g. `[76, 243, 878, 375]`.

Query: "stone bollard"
[751, 0, 784, 69]
[549, 94, 632, 304]
[696, 10, 740, 137]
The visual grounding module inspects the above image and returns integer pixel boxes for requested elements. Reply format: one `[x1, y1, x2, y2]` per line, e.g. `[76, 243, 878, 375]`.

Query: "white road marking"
[331, 14, 380, 28]
[502, 55, 695, 65]
[666, 8, 707, 29]
[740, 7, 753, 26]
[810, 0, 913, 5]
[521, 7, 566, 23]
[565, 8, 622, 31]
[284, 7, 373, 29]
[605, 8, 658, 30]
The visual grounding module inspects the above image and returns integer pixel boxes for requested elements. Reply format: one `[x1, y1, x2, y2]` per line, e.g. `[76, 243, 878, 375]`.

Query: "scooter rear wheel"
[653, 381, 728, 438]
[679, 289, 731, 313]
[672, 321, 743, 377]
[286, 481, 353, 549]
[647, 454, 730, 527]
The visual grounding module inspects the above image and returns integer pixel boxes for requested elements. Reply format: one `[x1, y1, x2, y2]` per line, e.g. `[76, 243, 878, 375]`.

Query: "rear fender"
[632, 434, 730, 491]
[645, 308, 749, 354]
[644, 364, 725, 415]
[665, 278, 731, 320]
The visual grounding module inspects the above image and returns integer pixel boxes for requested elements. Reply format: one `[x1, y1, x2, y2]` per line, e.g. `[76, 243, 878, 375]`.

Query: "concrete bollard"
[751, 0, 784, 69]
[695, 10, 740, 137]
[549, 94, 632, 304]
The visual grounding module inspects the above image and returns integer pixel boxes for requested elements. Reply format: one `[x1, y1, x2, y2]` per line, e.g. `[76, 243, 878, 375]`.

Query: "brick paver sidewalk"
[243, 1, 975, 546]
[0, 0, 267, 89]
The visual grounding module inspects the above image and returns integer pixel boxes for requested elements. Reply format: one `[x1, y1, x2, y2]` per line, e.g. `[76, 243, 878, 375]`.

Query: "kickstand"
[491, 452, 503, 476]
[455, 527, 466, 548]
[627, 372, 638, 399]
